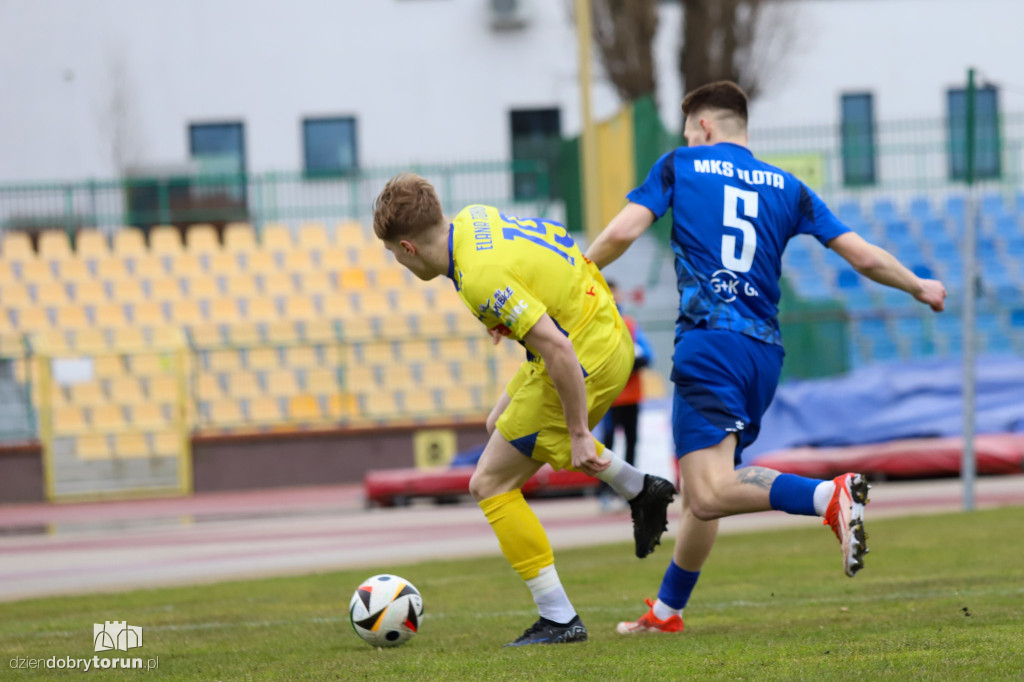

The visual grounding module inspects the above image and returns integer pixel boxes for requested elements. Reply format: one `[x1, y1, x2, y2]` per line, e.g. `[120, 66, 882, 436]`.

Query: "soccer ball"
[349, 574, 424, 648]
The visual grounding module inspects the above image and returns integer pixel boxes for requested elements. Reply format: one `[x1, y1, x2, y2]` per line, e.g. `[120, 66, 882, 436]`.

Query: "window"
[948, 85, 1000, 181]
[188, 121, 247, 209]
[510, 108, 561, 201]
[303, 117, 358, 177]
[840, 93, 876, 187]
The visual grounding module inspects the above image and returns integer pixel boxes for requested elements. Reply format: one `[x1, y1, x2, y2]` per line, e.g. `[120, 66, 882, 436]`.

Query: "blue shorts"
[671, 328, 784, 464]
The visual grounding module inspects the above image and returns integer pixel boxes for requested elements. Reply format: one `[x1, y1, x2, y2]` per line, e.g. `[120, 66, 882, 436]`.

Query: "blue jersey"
[628, 142, 850, 346]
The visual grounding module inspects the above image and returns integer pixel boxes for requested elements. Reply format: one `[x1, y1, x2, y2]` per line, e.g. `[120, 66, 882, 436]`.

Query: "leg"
[620, 403, 639, 468]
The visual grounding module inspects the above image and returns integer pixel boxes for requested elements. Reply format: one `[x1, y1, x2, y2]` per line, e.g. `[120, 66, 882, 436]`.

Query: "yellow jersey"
[448, 205, 624, 373]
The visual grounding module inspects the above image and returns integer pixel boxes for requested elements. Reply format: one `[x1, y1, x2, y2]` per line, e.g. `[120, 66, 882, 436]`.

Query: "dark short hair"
[681, 81, 748, 127]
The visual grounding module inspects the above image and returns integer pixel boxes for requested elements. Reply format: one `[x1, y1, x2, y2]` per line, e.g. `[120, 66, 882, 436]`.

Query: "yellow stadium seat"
[452, 313, 481, 336]
[171, 253, 203, 278]
[283, 346, 320, 369]
[260, 224, 293, 251]
[415, 313, 452, 338]
[498, 357, 523, 382]
[379, 314, 414, 339]
[297, 271, 333, 295]
[151, 431, 180, 456]
[340, 316, 375, 341]
[38, 230, 72, 260]
[264, 320, 301, 345]
[224, 274, 257, 298]
[56, 304, 90, 330]
[321, 246, 353, 271]
[298, 223, 329, 250]
[224, 223, 256, 253]
[360, 340, 396, 365]
[68, 381, 106, 407]
[113, 433, 149, 458]
[71, 328, 108, 353]
[91, 404, 126, 430]
[380, 364, 415, 390]
[190, 323, 223, 348]
[208, 298, 241, 324]
[327, 393, 355, 419]
[93, 354, 126, 378]
[57, 259, 91, 282]
[282, 250, 313, 273]
[54, 405, 88, 432]
[247, 396, 284, 424]
[189, 274, 219, 299]
[283, 295, 317, 322]
[246, 347, 280, 370]
[264, 369, 300, 396]
[209, 398, 243, 427]
[70, 280, 106, 305]
[321, 293, 353, 319]
[303, 318, 339, 343]
[405, 390, 439, 418]
[1, 231, 34, 261]
[147, 375, 180, 402]
[107, 376, 145, 404]
[305, 368, 339, 394]
[1, 282, 31, 310]
[112, 228, 146, 256]
[169, 299, 203, 326]
[75, 230, 109, 259]
[393, 288, 431, 315]
[363, 391, 400, 420]
[15, 307, 49, 332]
[131, 301, 167, 327]
[131, 403, 169, 430]
[227, 322, 261, 347]
[129, 352, 173, 377]
[0, 260, 13, 282]
[357, 289, 392, 315]
[433, 286, 464, 313]
[206, 251, 239, 275]
[288, 394, 322, 422]
[205, 349, 243, 373]
[421, 361, 457, 389]
[437, 337, 473, 361]
[78, 434, 112, 460]
[226, 371, 261, 398]
[401, 339, 435, 363]
[440, 386, 480, 414]
[457, 358, 494, 388]
[148, 276, 183, 302]
[244, 250, 277, 275]
[374, 267, 410, 290]
[356, 245, 388, 269]
[196, 373, 223, 400]
[339, 268, 369, 291]
[19, 259, 52, 282]
[334, 221, 367, 247]
[132, 253, 170, 279]
[345, 365, 377, 392]
[111, 326, 145, 349]
[246, 297, 278, 322]
[261, 272, 295, 297]
[93, 302, 127, 328]
[95, 256, 129, 281]
[186, 224, 219, 253]
[149, 226, 183, 254]
[111, 278, 145, 304]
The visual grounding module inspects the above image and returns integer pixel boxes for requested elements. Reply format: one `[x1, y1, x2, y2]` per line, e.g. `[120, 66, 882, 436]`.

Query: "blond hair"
[372, 173, 445, 242]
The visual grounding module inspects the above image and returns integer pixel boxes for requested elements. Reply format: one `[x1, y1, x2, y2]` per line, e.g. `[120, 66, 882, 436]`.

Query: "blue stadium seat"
[920, 218, 948, 243]
[894, 316, 932, 356]
[871, 335, 900, 362]
[995, 215, 1021, 240]
[843, 287, 876, 311]
[911, 264, 934, 279]
[836, 269, 860, 289]
[945, 195, 966, 221]
[981, 192, 1007, 218]
[873, 199, 897, 223]
[1007, 236, 1024, 256]
[1016, 192, 1024, 216]
[837, 201, 863, 225]
[884, 220, 912, 243]
[1010, 309, 1024, 329]
[908, 197, 933, 222]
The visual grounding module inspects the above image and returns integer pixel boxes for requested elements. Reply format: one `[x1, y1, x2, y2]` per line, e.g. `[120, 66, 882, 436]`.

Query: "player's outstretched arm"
[584, 203, 655, 269]
[828, 232, 947, 312]
[522, 314, 608, 476]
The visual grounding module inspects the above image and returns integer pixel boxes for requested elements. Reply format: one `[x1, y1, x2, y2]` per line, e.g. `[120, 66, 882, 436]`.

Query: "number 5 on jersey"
[722, 185, 759, 273]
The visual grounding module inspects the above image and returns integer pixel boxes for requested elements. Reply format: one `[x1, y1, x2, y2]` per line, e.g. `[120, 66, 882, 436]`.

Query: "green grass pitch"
[2, 506, 1023, 680]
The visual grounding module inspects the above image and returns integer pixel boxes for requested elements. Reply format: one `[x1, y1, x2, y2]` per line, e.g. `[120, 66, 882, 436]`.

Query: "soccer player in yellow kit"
[373, 173, 676, 646]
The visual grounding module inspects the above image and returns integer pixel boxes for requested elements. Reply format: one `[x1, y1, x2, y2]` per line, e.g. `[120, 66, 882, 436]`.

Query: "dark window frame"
[510, 107, 561, 201]
[840, 92, 876, 187]
[188, 121, 247, 177]
[302, 116, 359, 179]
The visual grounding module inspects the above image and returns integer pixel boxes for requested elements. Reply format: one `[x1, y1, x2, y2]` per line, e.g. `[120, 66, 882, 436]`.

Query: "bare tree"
[96, 49, 143, 175]
[590, 0, 659, 101]
[680, 0, 796, 102]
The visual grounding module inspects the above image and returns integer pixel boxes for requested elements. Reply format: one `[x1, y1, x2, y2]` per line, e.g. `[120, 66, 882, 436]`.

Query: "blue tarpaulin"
[744, 355, 1024, 465]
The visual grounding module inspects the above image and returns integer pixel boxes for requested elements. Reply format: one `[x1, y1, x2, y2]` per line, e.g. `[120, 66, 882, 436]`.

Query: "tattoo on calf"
[736, 467, 778, 490]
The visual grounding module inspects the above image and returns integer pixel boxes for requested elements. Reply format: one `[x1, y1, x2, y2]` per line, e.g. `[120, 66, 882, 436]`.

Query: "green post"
[63, 184, 74, 237]
[962, 67, 977, 512]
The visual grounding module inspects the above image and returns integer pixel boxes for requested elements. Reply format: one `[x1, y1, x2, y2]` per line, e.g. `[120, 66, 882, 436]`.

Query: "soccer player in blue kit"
[585, 81, 948, 634]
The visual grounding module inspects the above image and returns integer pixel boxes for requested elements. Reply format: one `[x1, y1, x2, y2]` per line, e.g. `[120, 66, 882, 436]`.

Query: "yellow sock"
[479, 489, 554, 581]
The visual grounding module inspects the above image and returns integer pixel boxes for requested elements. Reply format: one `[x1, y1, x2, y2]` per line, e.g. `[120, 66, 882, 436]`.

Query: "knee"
[469, 470, 497, 502]
[685, 488, 723, 521]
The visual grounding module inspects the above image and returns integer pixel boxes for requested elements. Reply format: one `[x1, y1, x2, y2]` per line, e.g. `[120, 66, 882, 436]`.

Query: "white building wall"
[0, 0, 1018, 183]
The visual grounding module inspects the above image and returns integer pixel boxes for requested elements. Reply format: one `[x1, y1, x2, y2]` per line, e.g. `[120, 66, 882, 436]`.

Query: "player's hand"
[571, 435, 608, 476]
[487, 327, 503, 345]
[915, 279, 947, 312]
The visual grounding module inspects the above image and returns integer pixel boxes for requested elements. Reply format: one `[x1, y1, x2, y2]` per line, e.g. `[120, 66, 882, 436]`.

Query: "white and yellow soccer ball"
[349, 574, 424, 648]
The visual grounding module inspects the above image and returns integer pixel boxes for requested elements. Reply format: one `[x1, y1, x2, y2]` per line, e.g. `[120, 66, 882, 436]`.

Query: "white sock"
[813, 480, 835, 516]
[526, 566, 576, 624]
[593, 449, 646, 500]
[652, 598, 682, 621]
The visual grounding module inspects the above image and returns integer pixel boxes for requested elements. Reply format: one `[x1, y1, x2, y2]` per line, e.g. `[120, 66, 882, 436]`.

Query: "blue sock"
[769, 473, 820, 516]
[657, 560, 701, 610]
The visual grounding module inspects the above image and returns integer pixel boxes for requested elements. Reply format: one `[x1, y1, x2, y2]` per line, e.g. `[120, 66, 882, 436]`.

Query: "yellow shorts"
[495, 323, 633, 470]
